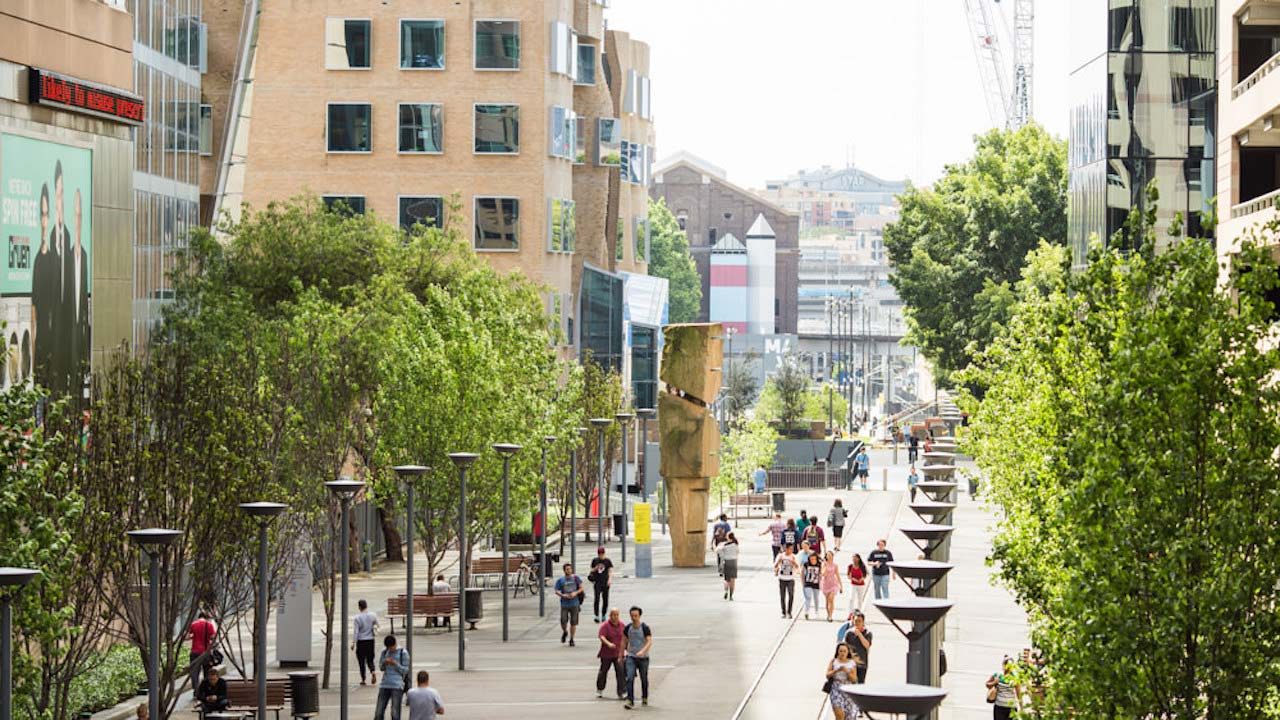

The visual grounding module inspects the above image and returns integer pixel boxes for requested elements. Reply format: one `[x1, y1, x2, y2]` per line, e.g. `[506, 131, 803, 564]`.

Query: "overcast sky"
[605, 0, 1070, 189]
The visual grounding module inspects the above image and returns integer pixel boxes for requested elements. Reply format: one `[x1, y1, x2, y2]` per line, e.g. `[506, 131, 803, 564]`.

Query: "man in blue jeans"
[373, 635, 409, 720]
[623, 606, 653, 709]
[868, 539, 894, 599]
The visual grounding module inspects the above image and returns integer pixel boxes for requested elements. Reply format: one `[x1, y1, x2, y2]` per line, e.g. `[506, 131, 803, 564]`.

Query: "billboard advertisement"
[0, 133, 92, 397]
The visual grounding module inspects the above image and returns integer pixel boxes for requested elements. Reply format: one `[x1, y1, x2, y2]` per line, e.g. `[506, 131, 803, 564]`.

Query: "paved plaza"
[236, 450, 1027, 719]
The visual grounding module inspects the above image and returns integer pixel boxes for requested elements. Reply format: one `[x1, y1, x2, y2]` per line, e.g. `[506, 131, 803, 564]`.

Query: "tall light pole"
[490, 446, 520, 639]
[571, 427, 588, 570]
[635, 408, 655, 502]
[126, 528, 182, 720]
[324, 478, 365, 720]
[540, 436, 555, 617]
[615, 412, 634, 562]
[447, 453, 479, 670]
[589, 418, 613, 544]
[239, 502, 288, 720]
[393, 465, 428, 671]
[0, 568, 38, 720]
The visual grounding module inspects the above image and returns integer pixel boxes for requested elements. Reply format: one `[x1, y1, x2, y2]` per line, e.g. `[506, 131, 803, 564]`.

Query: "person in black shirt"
[868, 540, 894, 599]
[588, 546, 614, 623]
[842, 611, 873, 682]
[197, 667, 229, 713]
[780, 518, 799, 553]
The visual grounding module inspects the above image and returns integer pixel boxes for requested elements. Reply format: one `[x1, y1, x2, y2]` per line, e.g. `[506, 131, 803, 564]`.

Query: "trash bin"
[288, 672, 320, 717]
[770, 491, 786, 512]
[612, 513, 625, 537]
[532, 550, 559, 579]
[463, 588, 483, 629]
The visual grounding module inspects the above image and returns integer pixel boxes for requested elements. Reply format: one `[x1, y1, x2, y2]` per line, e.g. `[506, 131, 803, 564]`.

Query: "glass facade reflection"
[580, 266, 623, 372]
[1068, 0, 1215, 269]
[129, 0, 204, 345]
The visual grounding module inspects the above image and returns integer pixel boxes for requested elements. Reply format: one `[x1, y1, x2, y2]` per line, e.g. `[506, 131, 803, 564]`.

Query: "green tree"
[721, 361, 759, 427]
[647, 198, 702, 323]
[806, 383, 849, 432]
[965, 200, 1280, 718]
[713, 418, 779, 512]
[885, 124, 1066, 386]
[755, 356, 812, 431]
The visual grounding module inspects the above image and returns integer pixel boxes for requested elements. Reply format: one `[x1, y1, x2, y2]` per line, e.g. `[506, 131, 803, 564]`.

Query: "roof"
[653, 151, 726, 180]
[655, 153, 798, 219]
[711, 232, 747, 253]
[746, 214, 775, 239]
[767, 165, 907, 194]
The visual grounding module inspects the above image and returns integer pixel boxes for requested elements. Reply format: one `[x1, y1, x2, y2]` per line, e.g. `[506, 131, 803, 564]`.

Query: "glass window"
[549, 21, 571, 75]
[475, 197, 519, 250]
[399, 196, 444, 230]
[577, 43, 597, 84]
[475, 20, 519, 69]
[198, 104, 213, 155]
[323, 195, 366, 216]
[475, 104, 519, 153]
[579, 268, 624, 372]
[547, 198, 576, 253]
[549, 106, 571, 159]
[616, 217, 625, 262]
[399, 103, 443, 153]
[327, 103, 372, 152]
[597, 118, 620, 166]
[1107, 52, 1190, 159]
[639, 76, 651, 119]
[573, 115, 588, 164]
[565, 200, 576, 252]
[624, 70, 638, 113]
[401, 20, 445, 69]
[326, 19, 371, 69]
[634, 217, 650, 262]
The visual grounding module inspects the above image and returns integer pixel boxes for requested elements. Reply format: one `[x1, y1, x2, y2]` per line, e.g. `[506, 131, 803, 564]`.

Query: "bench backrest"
[225, 679, 289, 706]
[389, 594, 457, 615]
[471, 556, 526, 573]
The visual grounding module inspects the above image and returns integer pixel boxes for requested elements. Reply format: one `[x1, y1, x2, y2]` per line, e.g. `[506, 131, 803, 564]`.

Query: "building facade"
[760, 165, 905, 233]
[1068, 0, 1217, 269]
[0, 0, 139, 396]
[650, 152, 800, 334]
[1217, 0, 1280, 259]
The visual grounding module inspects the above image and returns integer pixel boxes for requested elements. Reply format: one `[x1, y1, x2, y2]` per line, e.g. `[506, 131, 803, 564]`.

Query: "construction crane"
[962, 0, 1034, 129]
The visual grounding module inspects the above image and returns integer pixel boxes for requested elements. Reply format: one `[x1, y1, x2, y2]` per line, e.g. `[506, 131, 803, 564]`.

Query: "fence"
[766, 465, 849, 489]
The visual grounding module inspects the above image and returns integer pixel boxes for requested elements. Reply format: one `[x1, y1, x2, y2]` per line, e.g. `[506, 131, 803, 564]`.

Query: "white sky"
[605, 0, 1070, 189]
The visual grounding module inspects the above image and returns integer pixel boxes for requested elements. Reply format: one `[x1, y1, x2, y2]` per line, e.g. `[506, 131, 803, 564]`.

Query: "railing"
[1234, 49, 1280, 99]
[1232, 187, 1280, 220]
[766, 465, 849, 489]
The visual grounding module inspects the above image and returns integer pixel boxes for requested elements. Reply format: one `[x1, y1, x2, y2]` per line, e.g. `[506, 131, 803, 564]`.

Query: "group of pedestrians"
[349, 598, 445, 720]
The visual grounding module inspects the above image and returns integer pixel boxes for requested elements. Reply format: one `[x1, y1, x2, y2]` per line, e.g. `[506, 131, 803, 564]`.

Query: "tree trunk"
[379, 504, 404, 562]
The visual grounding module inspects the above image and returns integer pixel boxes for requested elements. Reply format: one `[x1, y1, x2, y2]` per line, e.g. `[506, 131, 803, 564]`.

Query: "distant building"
[760, 165, 906, 232]
[650, 152, 799, 334]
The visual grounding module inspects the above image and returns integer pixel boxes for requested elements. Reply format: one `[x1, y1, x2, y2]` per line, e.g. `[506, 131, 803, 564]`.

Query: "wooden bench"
[196, 678, 289, 720]
[729, 493, 770, 518]
[463, 556, 529, 591]
[563, 516, 613, 542]
[387, 593, 457, 633]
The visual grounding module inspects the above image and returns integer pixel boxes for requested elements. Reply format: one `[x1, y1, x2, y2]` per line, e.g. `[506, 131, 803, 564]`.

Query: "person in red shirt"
[188, 611, 218, 691]
[846, 553, 869, 614]
[595, 607, 626, 699]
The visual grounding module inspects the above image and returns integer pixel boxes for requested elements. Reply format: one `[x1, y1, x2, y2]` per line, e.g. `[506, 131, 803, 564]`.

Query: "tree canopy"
[647, 198, 702, 323]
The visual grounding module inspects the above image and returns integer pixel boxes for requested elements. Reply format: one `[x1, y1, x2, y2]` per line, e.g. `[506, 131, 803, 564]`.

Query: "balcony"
[1231, 147, 1280, 220]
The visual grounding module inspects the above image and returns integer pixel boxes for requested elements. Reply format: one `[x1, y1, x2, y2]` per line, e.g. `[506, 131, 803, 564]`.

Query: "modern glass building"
[128, 0, 204, 344]
[1068, 1, 1217, 269]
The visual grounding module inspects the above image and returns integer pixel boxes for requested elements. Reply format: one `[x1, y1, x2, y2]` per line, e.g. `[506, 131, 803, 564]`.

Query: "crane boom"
[1008, 0, 1034, 128]
[962, 0, 1034, 129]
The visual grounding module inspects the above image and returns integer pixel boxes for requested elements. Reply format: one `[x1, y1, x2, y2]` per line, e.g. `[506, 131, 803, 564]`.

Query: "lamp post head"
[448, 452, 480, 468]
[127, 528, 183, 550]
[491, 444, 522, 456]
[577, 426, 590, 437]
[544, 435, 557, 444]
[614, 412, 634, 426]
[0, 567, 40, 590]
[239, 502, 288, 521]
[393, 464, 431, 478]
[589, 417, 613, 429]
[635, 408, 656, 420]
[325, 478, 366, 499]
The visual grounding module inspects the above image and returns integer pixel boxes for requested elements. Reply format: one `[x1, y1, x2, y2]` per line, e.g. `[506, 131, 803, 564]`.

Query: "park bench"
[387, 593, 456, 633]
[728, 493, 770, 518]
[467, 555, 530, 590]
[563, 516, 613, 542]
[195, 677, 289, 720]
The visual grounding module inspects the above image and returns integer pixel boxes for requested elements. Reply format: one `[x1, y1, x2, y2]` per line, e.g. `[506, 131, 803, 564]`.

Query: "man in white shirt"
[405, 671, 444, 718]
[352, 599, 380, 685]
[430, 575, 451, 628]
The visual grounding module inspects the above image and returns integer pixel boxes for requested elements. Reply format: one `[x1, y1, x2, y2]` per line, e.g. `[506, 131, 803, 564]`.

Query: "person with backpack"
[908, 433, 919, 464]
[854, 447, 870, 490]
[555, 563, 586, 646]
[711, 514, 731, 574]
[595, 607, 626, 699]
[716, 532, 740, 600]
[802, 520, 825, 556]
[373, 635, 409, 720]
[827, 499, 848, 551]
[187, 611, 218, 693]
[623, 606, 653, 709]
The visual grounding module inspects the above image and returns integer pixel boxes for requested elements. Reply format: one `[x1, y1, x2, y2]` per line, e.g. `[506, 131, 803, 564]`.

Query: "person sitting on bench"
[197, 666, 229, 713]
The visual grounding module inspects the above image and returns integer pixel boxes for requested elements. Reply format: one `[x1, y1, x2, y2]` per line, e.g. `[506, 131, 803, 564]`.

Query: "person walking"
[588, 546, 614, 622]
[797, 540, 813, 568]
[780, 518, 799, 554]
[774, 544, 799, 618]
[854, 447, 870, 490]
[187, 611, 217, 693]
[802, 520, 825, 556]
[596, 607, 627, 699]
[760, 512, 785, 559]
[353, 599, 380, 685]
[820, 550, 843, 622]
[846, 553, 868, 614]
[868, 539, 894, 599]
[555, 563, 586, 646]
[405, 671, 445, 719]
[825, 643, 859, 720]
[373, 635, 409, 720]
[843, 611, 873, 683]
[908, 433, 919, 464]
[907, 465, 920, 502]
[711, 514, 731, 575]
[716, 532, 740, 600]
[623, 606, 653, 709]
[986, 657, 1021, 719]
[827, 500, 848, 551]
[796, 510, 811, 536]
[801, 552, 822, 620]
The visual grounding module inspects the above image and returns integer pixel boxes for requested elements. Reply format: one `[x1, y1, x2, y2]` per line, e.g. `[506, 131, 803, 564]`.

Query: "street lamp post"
[826, 299, 835, 432]
[447, 453, 479, 670]
[126, 528, 182, 720]
[0, 568, 39, 720]
[490, 447, 520, 640]
[572, 427, 588, 569]
[636, 408, 656, 502]
[324, 478, 365, 720]
[239, 502, 288, 720]
[540, 436, 555, 617]
[589, 418, 613, 544]
[615, 412, 634, 562]
[392, 465, 429, 672]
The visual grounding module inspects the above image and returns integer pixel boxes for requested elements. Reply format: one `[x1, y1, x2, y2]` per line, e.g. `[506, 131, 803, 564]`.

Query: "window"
[634, 217, 650, 262]
[398, 103, 443, 153]
[325, 18, 371, 69]
[327, 103, 372, 152]
[616, 217, 625, 262]
[474, 197, 519, 250]
[547, 198, 576, 253]
[623, 70, 638, 113]
[198, 104, 212, 155]
[621, 141, 644, 184]
[475, 104, 519, 153]
[549, 106, 573, 159]
[577, 43, 597, 85]
[549, 21, 576, 76]
[322, 195, 366, 216]
[401, 20, 445, 69]
[399, 196, 444, 230]
[573, 115, 588, 164]
[475, 20, 520, 69]
[639, 76, 652, 119]
[597, 118, 620, 166]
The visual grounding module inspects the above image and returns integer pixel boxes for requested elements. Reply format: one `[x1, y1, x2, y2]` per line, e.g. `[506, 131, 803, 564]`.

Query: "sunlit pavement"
[240, 449, 1026, 719]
